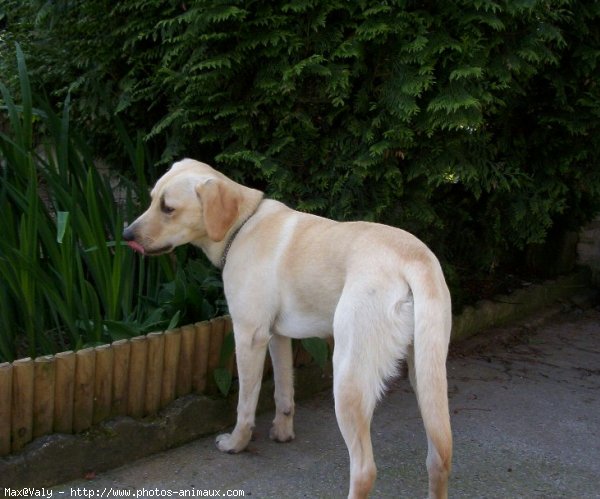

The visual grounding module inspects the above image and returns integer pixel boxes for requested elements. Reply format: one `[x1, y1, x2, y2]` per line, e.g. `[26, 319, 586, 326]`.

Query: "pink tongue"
[126, 241, 145, 255]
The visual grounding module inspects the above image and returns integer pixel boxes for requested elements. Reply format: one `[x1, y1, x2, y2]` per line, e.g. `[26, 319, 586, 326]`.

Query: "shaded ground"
[50, 306, 600, 498]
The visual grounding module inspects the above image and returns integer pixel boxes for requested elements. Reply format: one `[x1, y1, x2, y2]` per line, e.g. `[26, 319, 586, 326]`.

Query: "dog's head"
[123, 159, 246, 256]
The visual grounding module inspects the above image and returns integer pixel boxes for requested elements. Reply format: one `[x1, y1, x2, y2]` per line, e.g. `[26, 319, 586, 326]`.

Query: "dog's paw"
[216, 433, 239, 453]
[215, 432, 249, 454]
[269, 424, 295, 443]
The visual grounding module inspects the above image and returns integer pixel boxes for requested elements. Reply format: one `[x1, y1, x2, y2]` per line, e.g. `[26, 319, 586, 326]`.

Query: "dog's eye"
[160, 198, 175, 215]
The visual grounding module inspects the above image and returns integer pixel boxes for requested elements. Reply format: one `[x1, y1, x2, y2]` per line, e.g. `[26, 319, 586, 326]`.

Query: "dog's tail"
[407, 257, 453, 478]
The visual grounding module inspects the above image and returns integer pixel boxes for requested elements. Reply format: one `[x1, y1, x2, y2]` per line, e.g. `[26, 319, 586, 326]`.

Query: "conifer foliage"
[2, 1, 599, 296]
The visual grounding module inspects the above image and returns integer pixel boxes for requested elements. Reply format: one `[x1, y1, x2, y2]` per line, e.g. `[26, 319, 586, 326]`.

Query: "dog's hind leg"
[268, 333, 295, 442]
[332, 294, 394, 499]
[216, 324, 270, 454]
[333, 280, 416, 498]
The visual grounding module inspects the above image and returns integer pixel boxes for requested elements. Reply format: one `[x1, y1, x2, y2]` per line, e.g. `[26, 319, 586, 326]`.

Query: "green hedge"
[2, 1, 600, 306]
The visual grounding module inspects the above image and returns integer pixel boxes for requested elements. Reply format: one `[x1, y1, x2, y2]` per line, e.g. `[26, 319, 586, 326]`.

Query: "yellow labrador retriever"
[123, 158, 452, 499]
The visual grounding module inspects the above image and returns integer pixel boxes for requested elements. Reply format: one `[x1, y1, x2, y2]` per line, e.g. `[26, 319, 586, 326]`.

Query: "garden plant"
[0, 46, 224, 362]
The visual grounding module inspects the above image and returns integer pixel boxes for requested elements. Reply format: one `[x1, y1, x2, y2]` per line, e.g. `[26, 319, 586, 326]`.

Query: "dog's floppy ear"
[196, 178, 239, 242]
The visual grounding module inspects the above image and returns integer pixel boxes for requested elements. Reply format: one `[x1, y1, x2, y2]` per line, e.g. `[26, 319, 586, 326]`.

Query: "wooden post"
[54, 351, 76, 434]
[161, 328, 181, 408]
[176, 324, 196, 398]
[93, 344, 114, 425]
[111, 340, 130, 417]
[145, 332, 165, 416]
[192, 322, 211, 394]
[127, 336, 148, 418]
[223, 316, 236, 375]
[11, 358, 34, 452]
[0, 362, 13, 456]
[73, 348, 96, 433]
[33, 355, 55, 438]
[207, 317, 225, 394]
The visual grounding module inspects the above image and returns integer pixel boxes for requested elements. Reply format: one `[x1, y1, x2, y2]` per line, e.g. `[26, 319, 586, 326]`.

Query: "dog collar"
[219, 199, 263, 270]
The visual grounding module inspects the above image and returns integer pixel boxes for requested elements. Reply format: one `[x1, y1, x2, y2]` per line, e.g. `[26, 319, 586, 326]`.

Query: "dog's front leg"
[268, 333, 295, 442]
[216, 325, 269, 453]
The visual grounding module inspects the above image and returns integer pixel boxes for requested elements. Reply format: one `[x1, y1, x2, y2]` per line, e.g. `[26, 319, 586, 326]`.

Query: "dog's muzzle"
[123, 225, 146, 254]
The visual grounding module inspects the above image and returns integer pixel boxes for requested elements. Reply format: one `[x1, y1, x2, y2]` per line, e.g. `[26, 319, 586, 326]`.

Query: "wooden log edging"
[0, 316, 235, 457]
[11, 358, 34, 453]
[0, 362, 12, 455]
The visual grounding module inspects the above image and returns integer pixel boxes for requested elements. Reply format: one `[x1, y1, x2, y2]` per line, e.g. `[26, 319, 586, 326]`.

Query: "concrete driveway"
[51, 306, 600, 498]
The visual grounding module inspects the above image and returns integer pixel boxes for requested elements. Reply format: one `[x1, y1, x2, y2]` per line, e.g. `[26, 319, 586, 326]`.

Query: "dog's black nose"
[123, 225, 135, 242]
